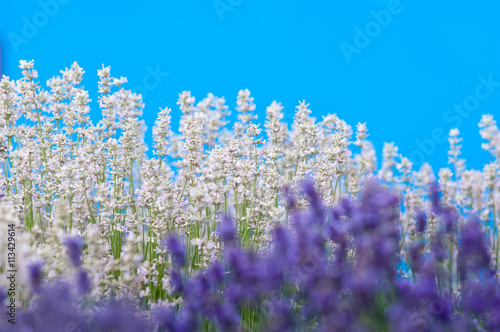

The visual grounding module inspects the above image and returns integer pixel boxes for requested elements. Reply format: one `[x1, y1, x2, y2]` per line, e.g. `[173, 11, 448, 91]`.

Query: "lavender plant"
[0, 60, 498, 331]
[2, 179, 499, 331]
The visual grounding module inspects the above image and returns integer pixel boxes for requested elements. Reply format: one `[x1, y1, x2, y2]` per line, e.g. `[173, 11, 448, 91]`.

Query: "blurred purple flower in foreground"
[2, 179, 499, 332]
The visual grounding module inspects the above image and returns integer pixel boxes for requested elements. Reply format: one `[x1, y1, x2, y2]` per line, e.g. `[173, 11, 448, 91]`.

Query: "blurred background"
[0, 0, 499, 171]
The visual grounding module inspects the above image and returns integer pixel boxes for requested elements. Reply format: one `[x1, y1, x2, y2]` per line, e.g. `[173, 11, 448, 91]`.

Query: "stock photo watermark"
[339, 0, 414, 64]
[5, 224, 16, 325]
[7, 0, 71, 54]
[131, 64, 169, 100]
[213, 0, 243, 21]
[409, 74, 500, 165]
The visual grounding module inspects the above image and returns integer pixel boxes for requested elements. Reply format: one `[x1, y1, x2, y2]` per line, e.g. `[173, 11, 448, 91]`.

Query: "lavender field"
[0, 61, 499, 331]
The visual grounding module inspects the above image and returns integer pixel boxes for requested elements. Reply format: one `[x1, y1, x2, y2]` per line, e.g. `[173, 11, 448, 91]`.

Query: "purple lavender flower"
[170, 268, 184, 294]
[92, 301, 148, 332]
[0, 287, 6, 304]
[302, 177, 324, 222]
[462, 281, 497, 314]
[265, 300, 296, 332]
[28, 261, 44, 292]
[64, 236, 83, 267]
[325, 209, 349, 244]
[213, 302, 240, 332]
[427, 182, 458, 233]
[76, 268, 91, 294]
[485, 302, 500, 331]
[165, 235, 186, 267]
[154, 306, 176, 331]
[219, 214, 236, 244]
[431, 231, 448, 261]
[414, 263, 438, 301]
[273, 226, 292, 255]
[459, 215, 490, 272]
[415, 209, 427, 233]
[428, 182, 442, 214]
[442, 206, 458, 233]
[207, 261, 225, 285]
[18, 283, 86, 332]
[409, 242, 425, 273]
[393, 279, 414, 306]
[388, 304, 427, 332]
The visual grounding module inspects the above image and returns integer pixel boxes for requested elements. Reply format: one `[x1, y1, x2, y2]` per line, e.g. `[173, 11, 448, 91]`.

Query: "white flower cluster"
[0, 61, 499, 307]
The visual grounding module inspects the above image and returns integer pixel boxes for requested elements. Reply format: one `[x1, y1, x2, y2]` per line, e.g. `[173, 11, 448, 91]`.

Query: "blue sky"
[1, 0, 499, 172]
